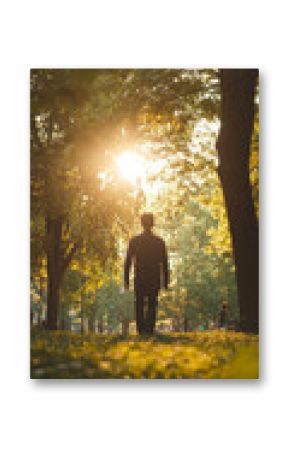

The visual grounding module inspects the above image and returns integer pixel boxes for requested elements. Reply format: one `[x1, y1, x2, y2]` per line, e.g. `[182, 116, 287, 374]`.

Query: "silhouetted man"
[124, 213, 169, 335]
[219, 302, 228, 329]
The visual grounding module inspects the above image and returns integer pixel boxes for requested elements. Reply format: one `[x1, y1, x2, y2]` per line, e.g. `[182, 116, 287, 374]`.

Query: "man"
[124, 213, 169, 335]
[219, 302, 228, 329]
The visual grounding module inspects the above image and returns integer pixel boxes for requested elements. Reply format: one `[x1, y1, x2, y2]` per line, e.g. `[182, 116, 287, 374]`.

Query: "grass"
[31, 329, 259, 379]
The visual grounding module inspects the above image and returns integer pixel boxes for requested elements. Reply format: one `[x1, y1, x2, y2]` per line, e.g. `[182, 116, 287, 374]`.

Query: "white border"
[1, 1, 289, 448]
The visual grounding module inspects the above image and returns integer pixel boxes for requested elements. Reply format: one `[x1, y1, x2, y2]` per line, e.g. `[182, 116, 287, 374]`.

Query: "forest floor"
[31, 329, 259, 379]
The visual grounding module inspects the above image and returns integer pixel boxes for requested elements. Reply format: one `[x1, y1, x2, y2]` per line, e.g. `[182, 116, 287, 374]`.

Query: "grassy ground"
[31, 329, 259, 379]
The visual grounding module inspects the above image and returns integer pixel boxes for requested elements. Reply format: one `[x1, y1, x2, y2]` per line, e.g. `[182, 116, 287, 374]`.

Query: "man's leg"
[148, 293, 158, 334]
[135, 291, 145, 335]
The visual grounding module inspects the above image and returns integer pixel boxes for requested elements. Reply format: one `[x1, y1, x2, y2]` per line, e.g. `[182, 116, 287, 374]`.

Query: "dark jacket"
[124, 231, 169, 293]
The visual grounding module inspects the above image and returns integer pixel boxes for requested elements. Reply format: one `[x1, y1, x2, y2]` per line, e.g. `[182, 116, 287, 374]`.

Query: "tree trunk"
[98, 318, 103, 333]
[217, 69, 259, 333]
[46, 216, 62, 330]
[80, 293, 85, 334]
[39, 277, 46, 325]
[88, 298, 97, 333]
[121, 319, 129, 336]
[46, 216, 78, 330]
[37, 309, 42, 325]
[88, 315, 95, 333]
[47, 268, 61, 330]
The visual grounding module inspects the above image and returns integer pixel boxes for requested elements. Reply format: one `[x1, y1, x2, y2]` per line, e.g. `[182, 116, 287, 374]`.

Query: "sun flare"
[117, 151, 145, 184]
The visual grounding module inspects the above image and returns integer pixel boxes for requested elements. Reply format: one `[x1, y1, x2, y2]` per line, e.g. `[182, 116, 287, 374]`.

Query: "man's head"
[141, 213, 154, 231]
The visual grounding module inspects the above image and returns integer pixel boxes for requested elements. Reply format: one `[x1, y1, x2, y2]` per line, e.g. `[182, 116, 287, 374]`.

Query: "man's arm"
[124, 239, 134, 289]
[162, 241, 169, 289]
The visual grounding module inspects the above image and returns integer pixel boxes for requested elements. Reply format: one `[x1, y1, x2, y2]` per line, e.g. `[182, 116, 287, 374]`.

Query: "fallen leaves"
[31, 329, 258, 379]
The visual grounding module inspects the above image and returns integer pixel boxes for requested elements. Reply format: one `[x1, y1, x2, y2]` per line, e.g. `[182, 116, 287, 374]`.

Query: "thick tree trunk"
[46, 216, 78, 330]
[47, 265, 61, 329]
[217, 69, 259, 333]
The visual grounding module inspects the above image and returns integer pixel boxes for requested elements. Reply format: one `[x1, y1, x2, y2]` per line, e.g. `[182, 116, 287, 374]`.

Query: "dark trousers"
[135, 290, 158, 335]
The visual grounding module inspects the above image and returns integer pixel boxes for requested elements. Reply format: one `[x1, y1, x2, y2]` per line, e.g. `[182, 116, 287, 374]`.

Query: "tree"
[217, 69, 259, 333]
[156, 197, 238, 330]
[31, 70, 136, 329]
[31, 68, 259, 334]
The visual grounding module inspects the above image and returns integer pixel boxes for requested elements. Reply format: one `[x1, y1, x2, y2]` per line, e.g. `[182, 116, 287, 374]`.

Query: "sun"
[116, 151, 145, 184]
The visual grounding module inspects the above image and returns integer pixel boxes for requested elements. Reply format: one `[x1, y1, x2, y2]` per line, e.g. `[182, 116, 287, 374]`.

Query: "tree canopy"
[30, 68, 258, 333]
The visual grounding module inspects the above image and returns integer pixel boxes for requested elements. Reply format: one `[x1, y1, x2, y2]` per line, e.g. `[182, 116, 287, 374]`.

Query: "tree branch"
[60, 242, 79, 279]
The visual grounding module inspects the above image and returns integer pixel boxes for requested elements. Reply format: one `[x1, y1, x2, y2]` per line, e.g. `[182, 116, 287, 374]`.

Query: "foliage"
[31, 69, 138, 284]
[30, 68, 258, 335]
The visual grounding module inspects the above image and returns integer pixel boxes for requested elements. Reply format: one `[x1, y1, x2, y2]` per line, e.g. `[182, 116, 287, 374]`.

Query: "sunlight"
[31, 69, 260, 381]
[117, 151, 145, 184]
